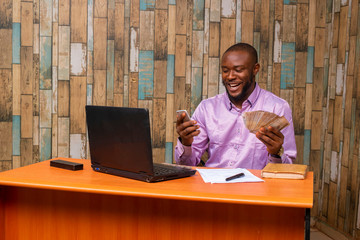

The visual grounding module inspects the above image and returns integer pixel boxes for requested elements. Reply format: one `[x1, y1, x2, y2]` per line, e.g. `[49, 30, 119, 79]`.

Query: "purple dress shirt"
[175, 83, 296, 169]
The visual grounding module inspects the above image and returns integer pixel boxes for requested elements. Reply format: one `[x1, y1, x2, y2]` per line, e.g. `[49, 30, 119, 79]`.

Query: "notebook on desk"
[85, 105, 196, 183]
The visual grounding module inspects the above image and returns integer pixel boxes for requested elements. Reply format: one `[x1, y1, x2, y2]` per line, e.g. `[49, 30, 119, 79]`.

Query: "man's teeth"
[229, 83, 240, 87]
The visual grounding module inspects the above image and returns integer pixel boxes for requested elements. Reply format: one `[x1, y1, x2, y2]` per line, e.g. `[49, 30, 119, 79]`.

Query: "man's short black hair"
[223, 43, 258, 64]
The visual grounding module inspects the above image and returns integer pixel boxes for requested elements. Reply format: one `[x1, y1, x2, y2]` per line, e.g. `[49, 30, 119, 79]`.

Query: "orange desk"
[0, 158, 313, 240]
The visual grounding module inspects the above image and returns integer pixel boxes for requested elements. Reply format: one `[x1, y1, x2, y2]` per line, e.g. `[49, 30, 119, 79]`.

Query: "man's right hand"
[176, 113, 200, 146]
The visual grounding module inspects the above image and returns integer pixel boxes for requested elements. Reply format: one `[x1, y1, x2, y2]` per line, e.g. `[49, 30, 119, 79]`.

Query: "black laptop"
[85, 105, 196, 182]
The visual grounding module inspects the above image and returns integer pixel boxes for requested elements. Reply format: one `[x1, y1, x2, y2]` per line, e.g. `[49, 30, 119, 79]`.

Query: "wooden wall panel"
[1, 1, 360, 238]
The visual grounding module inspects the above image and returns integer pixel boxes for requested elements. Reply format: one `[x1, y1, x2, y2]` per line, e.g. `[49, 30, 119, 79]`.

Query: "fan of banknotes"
[242, 110, 290, 134]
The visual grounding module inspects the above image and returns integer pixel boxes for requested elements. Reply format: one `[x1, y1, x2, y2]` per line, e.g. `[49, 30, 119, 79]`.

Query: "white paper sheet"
[196, 168, 264, 184]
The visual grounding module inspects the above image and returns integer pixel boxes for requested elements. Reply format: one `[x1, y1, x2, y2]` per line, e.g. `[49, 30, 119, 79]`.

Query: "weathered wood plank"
[94, 0, 107, 18]
[344, 75, 353, 128]
[304, 83, 312, 129]
[70, 133, 86, 159]
[337, 6, 348, 64]
[311, 111, 322, 150]
[12, 65, 20, 117]
[174, 77, 186, 113]
[241, 11, 253, 45]
[58, 26, 70, 80]
[70, 76, 86, 134]
[272, 63, 281, 97]
[295, 135, 304, 164]
[332, 96, 343, 151]
[94, 18, 107, 70]
[58, 80, 69, 117]
[154, 60, 167, 98]
[339, 166, 348, 218]
[295, 51, 307, 87]
[192, 30, 204, 68]
[130, 0, 139, 27]
[70, 43, 87, 76]
[154, 9, 168, 60]
[168, 5, 176, 55]
[282, 5, 296, 42]
[0, 29, 12, 68]
[93, 70, 107, 106]
[13, 0, 20, 23]
[59, 0, 70, 25]
[332, 12, 340, 48]
[312, 67, 324, 111]
[40, 0, 52, 36]
[293, 87, 305, 135]
[309, 150, 321, 192]
[0, 0, 12, 28]
[242, 0, 254, 11]
[165, 93, 174, 142]
[152, 148, 165, 163]
[20, 47, 33, 95]
[314, 27, 325, 68]
[308, 0, 316, 46]
[0, 69, 12, 121]
[107, 40, 114, 101]
[153, 98, 166, 148]
[0, 122, 12, 160]
[175, 35, 186, 77]
[129, 72, 138, 107]
[327, 181, 338, 227]
[349, 0, 358, 36]
[114, 2, 125, 51]
[209, 22, 220, 58]
[220, 18, 236, 57]
[58, 117, 69, 157]
[21, 2, 33, 47]
[108, 0, 115, 40]
[21, 94, 33, 139]
[315, 0, 326, 28]
[139, 10, 154, 50]
[52, 113, 58, 158]
[40, 37, 52, 90]
[130, 27, 139, 72]
[193, 0, 204, 30]
[191, 67, 202, 113]
[296, 3, 308, 51]
[40, 127, 51, 161]
[71, 0, 87, 43]
[20, 138, 33, 166]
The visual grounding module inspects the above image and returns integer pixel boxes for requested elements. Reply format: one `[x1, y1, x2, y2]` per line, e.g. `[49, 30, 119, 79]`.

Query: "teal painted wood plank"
[169, 0, 176, 4]
[87, 84, 93, 105]
[193, 0, 205, 30]
[306, 46, 314, 84]
[138, 50, 154, 100]
[140, 0, 155, 10]
[303, 129, 311, 165]
[40, 128, 52, 161]
[88, 0, 94, 51]
[167, 54, 175, 93]
[280, 42, 295, 89]
[191, 67, 203, 114]
[107, 40, 115, 100]
[12, 23, 20, 64]
[12, 115, 20, 156]
[40, 37, 52, 90]
[284, 0, 296, 4]
[165, 142, 173, 163]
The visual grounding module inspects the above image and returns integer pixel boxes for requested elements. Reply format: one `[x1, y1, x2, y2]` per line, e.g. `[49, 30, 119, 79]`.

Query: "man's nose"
[228, 70, 236, 79]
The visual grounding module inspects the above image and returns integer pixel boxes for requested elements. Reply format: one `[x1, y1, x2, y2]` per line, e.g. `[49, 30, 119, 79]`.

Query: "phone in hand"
[176, 110, 191, 122]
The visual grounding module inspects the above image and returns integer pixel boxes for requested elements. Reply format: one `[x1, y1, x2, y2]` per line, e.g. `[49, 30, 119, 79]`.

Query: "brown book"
[261, 163, 307, 179]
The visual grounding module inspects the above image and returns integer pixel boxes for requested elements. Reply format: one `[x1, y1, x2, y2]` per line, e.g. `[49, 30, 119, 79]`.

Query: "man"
[175, 43, 296, 169]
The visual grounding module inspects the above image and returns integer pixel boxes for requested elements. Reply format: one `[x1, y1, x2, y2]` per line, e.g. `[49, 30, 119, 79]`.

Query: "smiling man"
[175, 43, 296, 169]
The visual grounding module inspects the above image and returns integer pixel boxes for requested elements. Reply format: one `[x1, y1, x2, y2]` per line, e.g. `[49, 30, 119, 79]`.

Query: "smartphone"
[176, 110, 191, 122]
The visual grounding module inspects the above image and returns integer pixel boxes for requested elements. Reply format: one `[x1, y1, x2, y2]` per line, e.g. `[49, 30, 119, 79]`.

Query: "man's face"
[221, 50, 259, 106]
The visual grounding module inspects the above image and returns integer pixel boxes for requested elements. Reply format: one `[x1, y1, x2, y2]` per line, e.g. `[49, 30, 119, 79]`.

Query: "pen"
[225, 172, 245, 181]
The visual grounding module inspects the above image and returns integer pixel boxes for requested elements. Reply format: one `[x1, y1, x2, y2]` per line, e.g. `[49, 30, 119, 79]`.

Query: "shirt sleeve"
[267, 101, 296, 164]
[174, 102, 209, 166]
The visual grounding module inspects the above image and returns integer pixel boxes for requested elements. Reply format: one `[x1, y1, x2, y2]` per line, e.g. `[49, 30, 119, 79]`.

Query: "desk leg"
[305, 208, 310, 240]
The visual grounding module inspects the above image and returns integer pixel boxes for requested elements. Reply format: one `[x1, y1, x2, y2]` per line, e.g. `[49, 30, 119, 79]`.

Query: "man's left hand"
[255, 126, 284, 155]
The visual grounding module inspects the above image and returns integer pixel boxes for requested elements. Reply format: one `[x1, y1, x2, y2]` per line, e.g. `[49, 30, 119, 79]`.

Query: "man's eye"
[222, 70, 229, 73]
[235, 69, 243, 73]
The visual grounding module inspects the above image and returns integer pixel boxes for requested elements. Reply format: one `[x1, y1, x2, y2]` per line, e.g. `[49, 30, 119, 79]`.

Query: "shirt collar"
[224, 83, 261, 111]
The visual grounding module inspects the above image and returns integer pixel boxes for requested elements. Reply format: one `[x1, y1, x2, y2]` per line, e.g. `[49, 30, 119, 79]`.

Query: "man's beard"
[223, 72, 255, 105]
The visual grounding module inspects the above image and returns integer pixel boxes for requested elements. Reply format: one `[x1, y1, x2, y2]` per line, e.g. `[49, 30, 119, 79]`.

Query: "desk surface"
[0, 158, 313, 208]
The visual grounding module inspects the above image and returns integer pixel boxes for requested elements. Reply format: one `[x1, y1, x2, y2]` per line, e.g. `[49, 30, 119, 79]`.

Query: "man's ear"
[253, 63, 260, 75]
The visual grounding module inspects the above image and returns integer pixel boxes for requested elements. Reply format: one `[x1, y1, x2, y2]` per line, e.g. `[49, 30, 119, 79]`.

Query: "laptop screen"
[86, 106, 154, 174]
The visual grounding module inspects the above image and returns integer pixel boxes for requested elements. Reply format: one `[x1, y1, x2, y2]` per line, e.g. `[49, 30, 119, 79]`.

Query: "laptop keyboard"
[153, 164, 187, 176]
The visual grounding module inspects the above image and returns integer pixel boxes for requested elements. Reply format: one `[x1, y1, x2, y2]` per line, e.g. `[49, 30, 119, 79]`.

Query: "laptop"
[85, 105, 196, 182]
